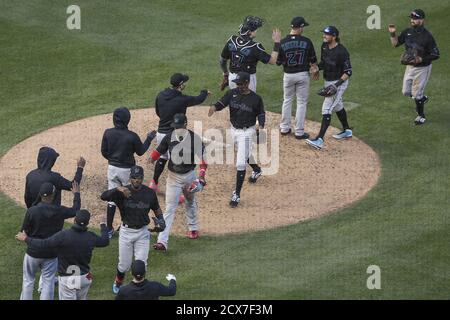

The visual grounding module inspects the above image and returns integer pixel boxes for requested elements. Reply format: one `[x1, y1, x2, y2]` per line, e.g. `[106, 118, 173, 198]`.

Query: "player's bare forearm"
[268, 51, 280, 65]
[340, 74, 350, 82]
[390, 36, 398, 47]
[208, 106, 216, 117]
[388, 24, 398, 47]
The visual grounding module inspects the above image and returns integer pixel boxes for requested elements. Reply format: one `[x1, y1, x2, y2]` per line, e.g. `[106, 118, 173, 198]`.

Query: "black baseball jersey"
[221, 35, 271, 74]
[397, 26, 440, 67]
[156, 130, 205, 174]
[100, 185, 160, 229]
[318, 43, 352, 81]
[277, 35, 317, 73]
[214, 88, 265, 129]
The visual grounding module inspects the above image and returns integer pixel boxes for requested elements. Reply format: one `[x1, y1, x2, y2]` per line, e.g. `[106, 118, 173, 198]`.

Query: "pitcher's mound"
[0, 107, 380, 235]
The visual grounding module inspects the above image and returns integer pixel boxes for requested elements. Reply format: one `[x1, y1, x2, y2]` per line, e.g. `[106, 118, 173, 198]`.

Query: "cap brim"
[303, 22, 309, 27]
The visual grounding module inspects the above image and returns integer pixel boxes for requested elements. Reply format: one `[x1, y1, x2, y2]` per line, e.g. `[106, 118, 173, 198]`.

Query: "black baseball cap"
[131, 260, 146, 279]
[130, 165, 144, 179]
[291, 17, 309, 28]
[170, 73, 189, 87]
[39, 182, 56, 197]
[171, 113, 187, 129]
[323, 26, 339, 37]
[410, 9, 425, 19]
[75, 209, 90, 227]
[232, 72, 250, 84]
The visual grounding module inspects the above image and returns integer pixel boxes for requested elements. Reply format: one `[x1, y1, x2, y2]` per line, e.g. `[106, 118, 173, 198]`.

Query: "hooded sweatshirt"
[26, 223, 109, 276]
[101, 107, 153, 168]
[21, 192, 81, 259]
[155, 88, 208, 134]
[24, 147, 83, 208]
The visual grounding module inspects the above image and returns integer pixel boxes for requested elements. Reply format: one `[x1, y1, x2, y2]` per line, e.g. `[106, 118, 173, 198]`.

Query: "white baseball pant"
[402, 64, 432, 100]
[280, 71, 310, 136]
[20, 254, 57, 300]
[229, 72, 257, 92]
[58, 274, 92, 300]
[321, 80, 349, 115]
[231, 126, 256, 171]
[157, 170, 198, 248]
[107, 165, 130, 207]
[118, 225, 150, 273]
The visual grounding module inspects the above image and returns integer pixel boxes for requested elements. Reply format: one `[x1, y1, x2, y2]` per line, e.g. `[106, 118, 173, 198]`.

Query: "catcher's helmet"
[239, 16, 264, 36]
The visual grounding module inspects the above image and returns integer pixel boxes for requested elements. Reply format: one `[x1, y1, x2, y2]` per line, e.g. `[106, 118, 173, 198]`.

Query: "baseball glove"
[401, 48, 421, 65]
[220, 74, 229, 91]
[150, 216, 166, 233]
[317, 84, 337, 97]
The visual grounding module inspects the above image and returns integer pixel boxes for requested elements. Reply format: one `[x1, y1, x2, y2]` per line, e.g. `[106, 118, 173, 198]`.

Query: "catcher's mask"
[238, 16, 264, 36]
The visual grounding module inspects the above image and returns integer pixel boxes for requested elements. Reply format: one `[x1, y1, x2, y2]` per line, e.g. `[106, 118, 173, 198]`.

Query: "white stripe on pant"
[321, 80, 349, 115]
[58, 274, 92, 300]
[228, 72, 257, 92]
[280, 71, 310, 136]
[157, 170, 198, 248]
[118, 225, 150, 273]
[20, 254, 57, 300]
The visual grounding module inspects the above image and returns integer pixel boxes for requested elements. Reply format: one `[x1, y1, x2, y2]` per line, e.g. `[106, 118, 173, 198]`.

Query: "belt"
[122, 223, 145, 230]
[233, 125, 255, 130]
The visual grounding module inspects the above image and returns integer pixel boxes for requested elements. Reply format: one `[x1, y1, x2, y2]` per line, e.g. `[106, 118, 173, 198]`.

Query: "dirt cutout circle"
[0, 107, 380, 235]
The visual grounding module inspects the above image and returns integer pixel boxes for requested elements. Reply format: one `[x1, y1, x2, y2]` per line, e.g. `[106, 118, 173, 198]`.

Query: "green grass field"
[1, 0, 449, 299]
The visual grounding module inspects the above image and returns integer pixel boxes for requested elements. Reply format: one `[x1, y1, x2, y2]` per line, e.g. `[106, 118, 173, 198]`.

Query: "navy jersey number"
[286, 50, 305, 67]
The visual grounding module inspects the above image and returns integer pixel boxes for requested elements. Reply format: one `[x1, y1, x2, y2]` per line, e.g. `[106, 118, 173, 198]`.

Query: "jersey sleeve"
[422, 33, 440, 64]
[342, 47, 352, 77]
[221, 41, 231, 59]
[308, 39, 318, 64]
[150, 191, 161, 212]
[255, 43, 271, 64]
[214, 90, 232, 111]
[396, 29, 408, 47]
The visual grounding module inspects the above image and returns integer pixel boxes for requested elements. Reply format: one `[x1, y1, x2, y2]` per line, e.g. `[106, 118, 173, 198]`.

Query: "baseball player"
[16, 209, 110, 300]
[115, 260, 176, 300]
[219, 16, 282, 92]
[150, 73, 210, 205]
[389, 9, 440, 125]
[277, 16, 319, 139]
[306, 26, 353, 150]
[150, 113, 207, 251]
[209, 71, 265, 208]
[19, 181, 80, 300]
[101, 107, 157, 238]
[100, 165, 165, 294]
[24, 146, 85, 208]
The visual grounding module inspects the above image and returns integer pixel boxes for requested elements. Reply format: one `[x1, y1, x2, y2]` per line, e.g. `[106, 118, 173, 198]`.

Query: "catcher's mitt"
[317, 84, 337, 97]
[220, 74, 229, 91]
[150, 216, 166, 233]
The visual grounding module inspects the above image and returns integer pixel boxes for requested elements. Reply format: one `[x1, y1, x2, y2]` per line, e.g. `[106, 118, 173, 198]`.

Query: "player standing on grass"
[388, 9, 440, 125]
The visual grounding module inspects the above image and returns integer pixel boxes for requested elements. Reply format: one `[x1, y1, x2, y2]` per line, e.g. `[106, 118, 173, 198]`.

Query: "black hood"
[161, 88, 181, 101]
[37, 147, 59, 171]
[113, 107, 131, 129]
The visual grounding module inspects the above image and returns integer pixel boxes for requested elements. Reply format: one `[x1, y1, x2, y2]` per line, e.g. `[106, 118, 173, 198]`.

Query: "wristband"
[335, 79, 344, 87]
[273, 42, 281, 52]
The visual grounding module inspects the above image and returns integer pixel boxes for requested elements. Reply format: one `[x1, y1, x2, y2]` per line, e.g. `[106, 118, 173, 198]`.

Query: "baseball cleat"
[414, 116, 426, 125]
[248, 170, 262, 183]
[153, 242, 167, 251]
[295, 133, 310, 140]
[332, 129, 353, 140]
[112, 279, 122, 294]
[305, 138, 324, 150]
[187, 230, 199, 239]
[149, 180, 159, 192]
[229, 191, 240, 208]
[280, 128, 292, 136]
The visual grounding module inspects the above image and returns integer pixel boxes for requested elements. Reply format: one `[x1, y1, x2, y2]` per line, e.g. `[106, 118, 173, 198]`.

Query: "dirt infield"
[0, 107, 381, 235]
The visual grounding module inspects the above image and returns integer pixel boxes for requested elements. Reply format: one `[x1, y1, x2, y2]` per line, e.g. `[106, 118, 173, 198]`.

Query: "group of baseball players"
[14, 9, 439, 300]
